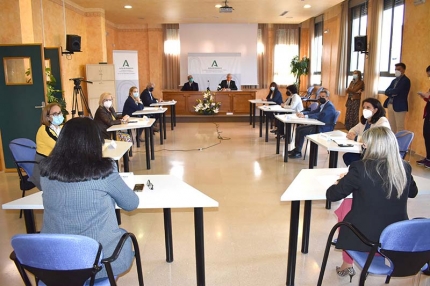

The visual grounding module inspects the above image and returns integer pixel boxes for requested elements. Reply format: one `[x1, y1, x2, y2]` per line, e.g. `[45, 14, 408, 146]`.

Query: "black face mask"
[318, 98, 327, 104]
[149, 87, 154, 92]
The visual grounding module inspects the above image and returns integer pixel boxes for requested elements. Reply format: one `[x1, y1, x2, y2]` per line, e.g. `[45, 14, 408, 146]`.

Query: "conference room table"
[133, 107, 168, 145]
[150, 100, 177, 130]
[274, 114, 325, 162]
[248, 99, 276, 128]
[102, 140, 132, 172]
[107, 118, 155, 170]
[257, 105, 295, 142]
[2, 174, 219, 286]
[281, 168, 430, 286]
[306, 130, 361, 209]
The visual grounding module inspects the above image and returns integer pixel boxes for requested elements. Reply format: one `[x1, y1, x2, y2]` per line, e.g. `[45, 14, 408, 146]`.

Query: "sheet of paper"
[120, 172, 135, 189]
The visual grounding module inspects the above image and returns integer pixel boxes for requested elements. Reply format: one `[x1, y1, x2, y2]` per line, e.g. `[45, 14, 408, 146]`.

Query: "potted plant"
[290, 56, 310, 90]
[194, 90, 221, 115]
[45, 68, 69, 119]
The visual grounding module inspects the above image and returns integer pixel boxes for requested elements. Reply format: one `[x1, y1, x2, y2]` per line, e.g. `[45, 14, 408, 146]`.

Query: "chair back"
[379, 219, 430, 278]
[9, 138, 37, 177]
[395, 130, 414, 159]
[309, 102, 319, 111]
[315, 87, 325, 98]
[11, 233, 103, 286]
[331, 110, 341, 131]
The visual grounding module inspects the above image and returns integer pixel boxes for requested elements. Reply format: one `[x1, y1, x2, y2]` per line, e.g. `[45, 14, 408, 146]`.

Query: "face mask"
[104, 100, 112, 108]
[395, 70, 402, 77]
[286, 91, 291, 96]
[362, 109, 373, 119]
[318, 98, 327, 104]
[352, 74, 358, 80]
[149, 87, 154, 92]
[133, 92, 139, 98]
[270, 87, 275, 91]
[51, 114, 64, 126]
[189, 78, 194, 83]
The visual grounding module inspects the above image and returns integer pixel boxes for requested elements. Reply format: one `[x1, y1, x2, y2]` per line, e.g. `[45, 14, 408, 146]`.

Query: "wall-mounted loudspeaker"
[354, 36, 367, 52]
[66, 34, 81, 52]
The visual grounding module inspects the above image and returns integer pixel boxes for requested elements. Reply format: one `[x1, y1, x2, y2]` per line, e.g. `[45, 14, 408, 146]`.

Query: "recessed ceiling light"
[124, 5, 132, 9]
[215, 4, 222, 8]
[304, 4, 311, 8]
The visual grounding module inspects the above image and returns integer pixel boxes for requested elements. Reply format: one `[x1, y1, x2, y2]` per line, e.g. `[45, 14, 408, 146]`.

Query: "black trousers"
[424, 117, 430, 159]
[294, 125, 317, 152]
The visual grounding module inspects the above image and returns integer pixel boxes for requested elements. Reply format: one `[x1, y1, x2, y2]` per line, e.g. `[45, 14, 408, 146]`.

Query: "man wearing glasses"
[288, 89, 337, 159]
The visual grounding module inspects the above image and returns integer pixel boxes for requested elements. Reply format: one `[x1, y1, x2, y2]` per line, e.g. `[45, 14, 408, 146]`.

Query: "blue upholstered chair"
[317, 219, 430, 286]
[9, 138, 37, 218]
[10, 232, 144, 286]
[395, 130, 414, 160]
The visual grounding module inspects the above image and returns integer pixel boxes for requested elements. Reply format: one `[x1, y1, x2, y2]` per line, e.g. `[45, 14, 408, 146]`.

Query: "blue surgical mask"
[133, 92, 139, 98]
[52, 114, 64, 126]
[189, 78, 194, 83]
[149, 87, 154, 92]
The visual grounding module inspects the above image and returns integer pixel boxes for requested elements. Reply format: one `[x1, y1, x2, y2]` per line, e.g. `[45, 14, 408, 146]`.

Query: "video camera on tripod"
[69, 77, 93, 118]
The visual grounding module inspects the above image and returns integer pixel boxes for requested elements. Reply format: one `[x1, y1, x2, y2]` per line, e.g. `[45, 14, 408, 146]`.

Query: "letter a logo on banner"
[123, 60, 130, 67]
[211, 60, 218, 67]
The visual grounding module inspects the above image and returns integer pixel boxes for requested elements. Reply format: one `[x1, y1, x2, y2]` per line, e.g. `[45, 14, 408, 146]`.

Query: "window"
[273, 27, 299, 85]
[348, 3, 367, 84]
[311, 17, 323, 85]
[378, 0, 405, 91]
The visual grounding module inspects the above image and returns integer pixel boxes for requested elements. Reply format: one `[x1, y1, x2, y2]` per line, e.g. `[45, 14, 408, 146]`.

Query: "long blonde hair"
[361, 127, 407, 198]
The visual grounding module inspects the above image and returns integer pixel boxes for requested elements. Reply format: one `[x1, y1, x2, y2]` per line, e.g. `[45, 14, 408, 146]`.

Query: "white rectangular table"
[107, 118, 155, 169]
[133, 107, 168, 144]
[306, 131, 361, 209]
[275, 114, 325, 162]
[102, 140, 132, 172]
[281, 168, 430, 286]
[257, 105, 295, 142]
[248, 99, 276, 128]
[2, 174, 219, 286]
[150, 100, 177, 130]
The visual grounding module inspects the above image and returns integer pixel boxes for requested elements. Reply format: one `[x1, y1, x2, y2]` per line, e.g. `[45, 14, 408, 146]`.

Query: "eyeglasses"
[147, 180, 154, 190]
[49, 112, 62, 117]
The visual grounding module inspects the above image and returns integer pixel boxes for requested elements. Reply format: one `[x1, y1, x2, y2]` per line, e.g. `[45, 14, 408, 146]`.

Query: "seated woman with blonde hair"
[326, 126, 417, 281]
[94, 92, 129, 139]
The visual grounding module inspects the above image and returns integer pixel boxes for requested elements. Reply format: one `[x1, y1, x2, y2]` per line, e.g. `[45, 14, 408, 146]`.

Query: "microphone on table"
[207, 80, 210, 91]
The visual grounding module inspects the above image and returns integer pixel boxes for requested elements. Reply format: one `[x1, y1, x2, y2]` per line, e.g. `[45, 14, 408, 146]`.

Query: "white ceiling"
[71, 0, 344, 25]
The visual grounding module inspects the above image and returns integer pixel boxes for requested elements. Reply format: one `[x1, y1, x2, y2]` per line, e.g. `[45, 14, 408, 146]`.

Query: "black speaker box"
[354, 36, 367, 52]
[66, 34, 81, 52]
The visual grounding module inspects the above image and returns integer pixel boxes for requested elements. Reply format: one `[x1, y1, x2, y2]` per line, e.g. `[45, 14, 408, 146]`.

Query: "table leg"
[163, 113, 167, 140]
[308, 142, 317, 169]
[122, 152, 130, 172]
[301, 200, 312, 254]
[325, 151, 339, 210]
[194, 207, 206, 286]
[170, 106, 174, 130]
[284, 123, 291, 163]
[145, 128, 151, 170]
[259, 109, 263, 137]
[150, 127, 155, 160]
[286, 201, 300, 286]
[115, 209, 122, 225]
[249, 102, 252, 125]
[23, 210, 36, 233]
[265, 112, 269, 142]
[252, 103, 256, 128]
[136, 129, 140, 148]
[163, 208, 174, 262]
[276, 118, 281, 154]
[173, 105, 176, 127]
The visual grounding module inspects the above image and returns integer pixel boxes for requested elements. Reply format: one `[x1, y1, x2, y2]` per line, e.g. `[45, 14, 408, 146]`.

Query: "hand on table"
[122, 115, 130, 122]
[334, 173, 348, 185]
[296, 112, 305, 118]
[346, 132, 356, 140]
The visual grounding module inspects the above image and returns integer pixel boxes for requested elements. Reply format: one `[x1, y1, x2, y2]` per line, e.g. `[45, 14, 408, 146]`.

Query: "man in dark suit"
[219, 73, 238, 91]
[140, 82, 161, 132]
[181, 75, 199, 91]
[288, 89, 337, 159]
[384, 62, 411, 133]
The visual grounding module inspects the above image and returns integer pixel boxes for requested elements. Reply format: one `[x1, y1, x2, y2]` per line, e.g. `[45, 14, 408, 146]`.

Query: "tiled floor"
[1, 122, 429, 286]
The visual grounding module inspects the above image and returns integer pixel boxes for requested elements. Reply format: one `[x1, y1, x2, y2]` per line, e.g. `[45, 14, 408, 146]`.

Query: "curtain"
[336, 1, 350, 96]
[273, 24, 299, 85]
[162, 24, 180, 90]
[307, 17, 315, 88]
[256, 24, 268, 89]
[363, 0, 383, 98]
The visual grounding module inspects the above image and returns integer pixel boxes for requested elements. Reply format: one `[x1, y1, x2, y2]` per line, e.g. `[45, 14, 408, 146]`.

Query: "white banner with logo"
[113, 50, 139, 111]
[188, 53, 241, 91]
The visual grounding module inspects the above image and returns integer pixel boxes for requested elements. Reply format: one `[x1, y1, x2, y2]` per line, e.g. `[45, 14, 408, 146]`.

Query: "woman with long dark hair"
[39, 117, 139, 278]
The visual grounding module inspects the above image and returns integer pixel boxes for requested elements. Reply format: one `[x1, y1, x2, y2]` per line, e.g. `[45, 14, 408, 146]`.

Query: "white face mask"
[362, 109, 373, 119]
[352, 74, 358, 80]
[104, 100, 113, 108]
[394, 70, 402, 78]
[270, 87, 275, 91]
[133, 92, 139, 98]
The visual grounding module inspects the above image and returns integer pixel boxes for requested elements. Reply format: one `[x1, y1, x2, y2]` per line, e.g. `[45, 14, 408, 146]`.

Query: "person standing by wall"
[384, 63, 411, 133]
[417, 65, 430, 168]
[344, 70, 364, 130]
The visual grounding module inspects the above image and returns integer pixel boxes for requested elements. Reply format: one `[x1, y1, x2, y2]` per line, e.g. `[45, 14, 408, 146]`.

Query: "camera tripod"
[70, 78, 93, 118]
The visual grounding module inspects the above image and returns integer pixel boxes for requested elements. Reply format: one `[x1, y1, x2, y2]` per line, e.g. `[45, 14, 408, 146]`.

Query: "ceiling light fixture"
[304, 4, 311, 8]
[219, 0, 233, 13]
[279, 11, 289, 16]
[215, 4, 222, 8]
[124, 5, 132, 9]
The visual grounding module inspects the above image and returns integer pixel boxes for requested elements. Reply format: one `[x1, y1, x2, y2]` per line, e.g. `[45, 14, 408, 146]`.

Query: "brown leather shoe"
[153, 126, 160, 132]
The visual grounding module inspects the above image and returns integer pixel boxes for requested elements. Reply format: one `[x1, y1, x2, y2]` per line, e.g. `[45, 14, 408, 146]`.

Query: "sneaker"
[417, 158, 428, 166]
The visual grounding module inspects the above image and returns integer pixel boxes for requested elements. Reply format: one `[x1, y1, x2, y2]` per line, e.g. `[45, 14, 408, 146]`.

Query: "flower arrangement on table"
[193, 90, 221, 115]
